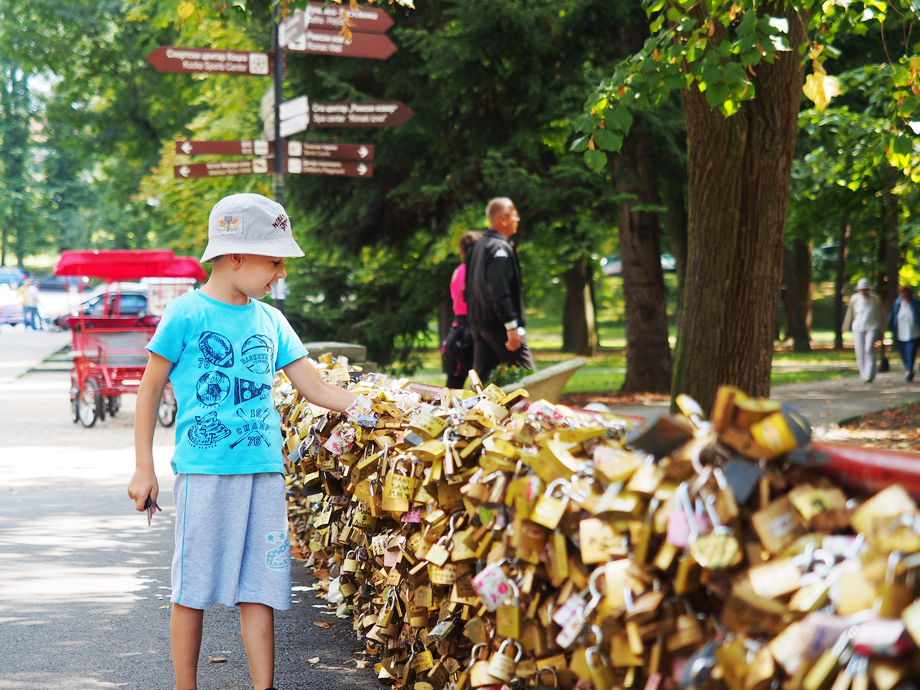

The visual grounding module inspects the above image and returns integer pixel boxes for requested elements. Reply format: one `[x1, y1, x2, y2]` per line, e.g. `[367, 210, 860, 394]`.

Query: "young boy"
[128, 193, 357, 690]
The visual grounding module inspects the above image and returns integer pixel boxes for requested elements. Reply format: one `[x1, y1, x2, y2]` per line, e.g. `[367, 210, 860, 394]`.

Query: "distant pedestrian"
[442, 231, 482, 388]
[24, 280, 42, 330]
[887, 285, 920, 382]
[465, 197, 536, 383]
[842, 277, 884, 383]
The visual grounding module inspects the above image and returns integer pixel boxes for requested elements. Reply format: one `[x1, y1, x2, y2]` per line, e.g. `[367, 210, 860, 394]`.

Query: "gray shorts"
[171, 472, 291, 610]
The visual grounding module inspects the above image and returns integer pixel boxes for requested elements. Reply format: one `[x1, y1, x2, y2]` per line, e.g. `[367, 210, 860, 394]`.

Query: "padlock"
[486, 639, 524, 682]
[471, 559, 513, 612]
[469, 643, 502, 687]
[878, 551, 916, 618]
[342, 549, 359, 574]
[665, 598, 705, 654]
[496, 580, 523, 640]
[381, 462, 415, 514]
[426, 512, 462, 567]
[585, 628, 617, 690]
[530, 479, 572, 530]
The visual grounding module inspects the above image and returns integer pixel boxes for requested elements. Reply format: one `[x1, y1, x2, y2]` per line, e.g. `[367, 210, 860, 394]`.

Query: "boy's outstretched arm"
[282, 357, 357, 414]
[128, 352, 172, 512]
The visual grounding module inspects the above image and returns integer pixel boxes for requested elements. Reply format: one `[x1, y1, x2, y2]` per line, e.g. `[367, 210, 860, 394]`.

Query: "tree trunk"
[781, 239, 812, 351]
[833, 217, 849, 349]
[883, 180, 900, 314]
[616, 123, 672, 393]
[671, 4, 805, 413]
[562, 255, 598, 356]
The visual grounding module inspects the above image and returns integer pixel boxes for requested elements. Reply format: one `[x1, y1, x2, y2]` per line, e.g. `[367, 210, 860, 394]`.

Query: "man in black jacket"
[465, 197, 537, 382]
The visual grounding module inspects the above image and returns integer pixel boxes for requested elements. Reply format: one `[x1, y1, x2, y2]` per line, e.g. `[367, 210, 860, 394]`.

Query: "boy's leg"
[240, 602, 275, 690]
[171, 603, 204, 690]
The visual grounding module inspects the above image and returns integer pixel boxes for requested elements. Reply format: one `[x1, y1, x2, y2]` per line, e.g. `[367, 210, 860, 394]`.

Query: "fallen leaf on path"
[351, 659, 370, 668]
[313, 621, 333, 628]
[208, 656, 227, 663]
[306, 657, 320, 664]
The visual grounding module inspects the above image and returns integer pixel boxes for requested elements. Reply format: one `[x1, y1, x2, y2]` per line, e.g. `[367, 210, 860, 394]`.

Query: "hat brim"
[201, 237, 305, 263]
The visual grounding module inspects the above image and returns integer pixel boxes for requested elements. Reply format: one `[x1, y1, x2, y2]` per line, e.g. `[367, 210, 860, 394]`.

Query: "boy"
[128, 193, 357, 690]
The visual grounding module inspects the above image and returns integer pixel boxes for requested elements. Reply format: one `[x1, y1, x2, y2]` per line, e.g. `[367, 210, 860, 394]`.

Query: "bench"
[503, 358, 587, 404]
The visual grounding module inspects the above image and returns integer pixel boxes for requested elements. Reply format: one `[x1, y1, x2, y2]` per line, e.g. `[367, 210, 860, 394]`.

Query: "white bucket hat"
[201, 193, 305, 263]
[856, 278, 870, 290]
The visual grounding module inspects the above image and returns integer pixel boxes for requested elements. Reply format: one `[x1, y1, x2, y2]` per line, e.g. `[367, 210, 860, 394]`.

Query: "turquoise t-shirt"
[147, 290, 307, 475]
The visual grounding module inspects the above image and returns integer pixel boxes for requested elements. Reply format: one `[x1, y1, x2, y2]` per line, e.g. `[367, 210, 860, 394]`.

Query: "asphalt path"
[0, 324, 378, 690]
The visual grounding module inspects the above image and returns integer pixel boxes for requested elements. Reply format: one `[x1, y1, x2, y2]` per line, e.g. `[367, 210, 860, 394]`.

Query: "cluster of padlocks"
[274, 358, 920, 690]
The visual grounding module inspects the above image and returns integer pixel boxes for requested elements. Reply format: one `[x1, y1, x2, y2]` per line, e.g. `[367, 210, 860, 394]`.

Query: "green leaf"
[736, 10, 757, 36]
[608, 105, 634, 133]
[650, 12, 666, 32]
[593, 128, 623, 151]
[570, 136, 590, 152]
[584, 149, 608, 172]
[705, 82, 731, 108]
[667, 6, 682, 22]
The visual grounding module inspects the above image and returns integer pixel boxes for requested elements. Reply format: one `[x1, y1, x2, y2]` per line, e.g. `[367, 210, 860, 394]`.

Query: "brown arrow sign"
[175, 140, 272, 156]
[305, 1, 394, 34]
[176, 140, 374, 160]
[174, 160, 270, 179]
[173, 158, 373, 178]
[288, 159, 373, 178]
[286, 29, 397, 60]
[147, 46, 276, 76]
[309, 101, 414, 128]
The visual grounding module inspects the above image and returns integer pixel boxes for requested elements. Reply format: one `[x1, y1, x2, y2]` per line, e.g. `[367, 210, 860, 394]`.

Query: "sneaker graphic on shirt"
[188, 411, 232, 448]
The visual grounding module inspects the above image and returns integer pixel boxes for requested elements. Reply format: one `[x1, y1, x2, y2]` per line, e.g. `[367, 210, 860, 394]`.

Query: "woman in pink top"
[442, 230, 482, 388]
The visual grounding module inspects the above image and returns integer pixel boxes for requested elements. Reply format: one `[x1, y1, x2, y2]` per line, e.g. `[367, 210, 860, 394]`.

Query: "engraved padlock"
[486, 639, 524, 682]
[530, 479, 572, 530]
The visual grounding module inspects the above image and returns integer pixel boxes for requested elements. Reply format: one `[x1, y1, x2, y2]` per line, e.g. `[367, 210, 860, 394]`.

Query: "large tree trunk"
[616, 123, 672, 393]
[562, 255, 598, 356]
[833, 217, 849, 349]
[781, 239, 812, 351]
[671, 5, 805, 413]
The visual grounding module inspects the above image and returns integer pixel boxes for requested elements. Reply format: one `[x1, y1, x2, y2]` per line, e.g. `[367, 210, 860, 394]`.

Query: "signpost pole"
[272, 7, 284, 206]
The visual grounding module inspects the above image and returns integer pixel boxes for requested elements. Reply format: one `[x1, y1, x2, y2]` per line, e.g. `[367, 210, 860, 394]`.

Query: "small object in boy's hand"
[144, 496, 160, 526]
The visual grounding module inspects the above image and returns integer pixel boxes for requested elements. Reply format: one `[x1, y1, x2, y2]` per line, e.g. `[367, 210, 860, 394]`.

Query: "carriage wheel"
[78, 378, 101, 428]
[107, 395, 121, 417]
[158, 388, 177, 427]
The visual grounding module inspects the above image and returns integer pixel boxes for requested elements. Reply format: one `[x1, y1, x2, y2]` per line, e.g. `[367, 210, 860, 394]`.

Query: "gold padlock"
[486, 639, 523, 682]
[468, 643, 501, 687]
[496, 580, 523, 640]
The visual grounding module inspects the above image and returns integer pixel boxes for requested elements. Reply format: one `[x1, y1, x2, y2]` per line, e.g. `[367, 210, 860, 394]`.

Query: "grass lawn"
[402, 277, 864, 394]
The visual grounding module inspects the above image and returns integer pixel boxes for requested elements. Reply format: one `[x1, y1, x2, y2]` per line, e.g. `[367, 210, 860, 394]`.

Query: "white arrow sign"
[180, 141, 193, 154]
[179, 165, 191, 177]
[357, 163, 369, 176]
[358, 146, 369, 158]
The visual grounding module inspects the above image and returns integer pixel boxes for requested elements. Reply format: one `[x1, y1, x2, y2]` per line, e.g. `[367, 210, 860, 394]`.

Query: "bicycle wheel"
[78, 378, 100, 428]
[70, 373, 80, 424]
[158, 388, 177, 427]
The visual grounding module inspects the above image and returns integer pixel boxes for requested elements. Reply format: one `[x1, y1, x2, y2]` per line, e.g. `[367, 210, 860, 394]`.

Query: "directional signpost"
[309, 100, 414, 127]
[146, 47, 275, 76]
[304, 1, 394, 33]
[286, 29, 397, 60]
[173, 158, 372, 179]
[175, 140, 374, 161]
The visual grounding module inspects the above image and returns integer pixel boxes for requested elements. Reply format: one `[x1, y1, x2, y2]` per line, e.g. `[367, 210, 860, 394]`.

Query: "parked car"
[35, 274, 91, 292]
[52, 283, 151, 329]
[601, 254, 677, 277]
[0, 266, 31, 289]
[0, 284, 24, 325]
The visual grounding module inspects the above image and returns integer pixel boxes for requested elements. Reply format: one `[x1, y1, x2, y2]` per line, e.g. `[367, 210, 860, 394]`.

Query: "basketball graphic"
[196, 371, 231, 406]
[241, 334, 275, 375]
[199, 331, 234, 368]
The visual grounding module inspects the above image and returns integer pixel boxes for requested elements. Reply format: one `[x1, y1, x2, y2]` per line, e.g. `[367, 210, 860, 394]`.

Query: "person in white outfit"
[842, 277, 884, 382]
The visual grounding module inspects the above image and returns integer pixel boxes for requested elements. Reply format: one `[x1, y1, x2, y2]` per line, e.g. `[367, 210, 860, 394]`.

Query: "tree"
[576, 0, 920, 412]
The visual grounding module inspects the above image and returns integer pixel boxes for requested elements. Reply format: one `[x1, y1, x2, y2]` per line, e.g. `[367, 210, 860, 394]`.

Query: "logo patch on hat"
[216, 214, 243, 234]
[271, 213, 290, 233]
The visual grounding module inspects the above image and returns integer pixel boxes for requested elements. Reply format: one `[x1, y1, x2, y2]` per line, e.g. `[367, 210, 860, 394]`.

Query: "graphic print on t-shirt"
[198, 331, 234, 368]
[230, 407, 271, 449]
[240, 334, 275, 374]
[196, 370, 231, 406]
[187, 410, 232, 447]
[234, 377, 272, 405]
